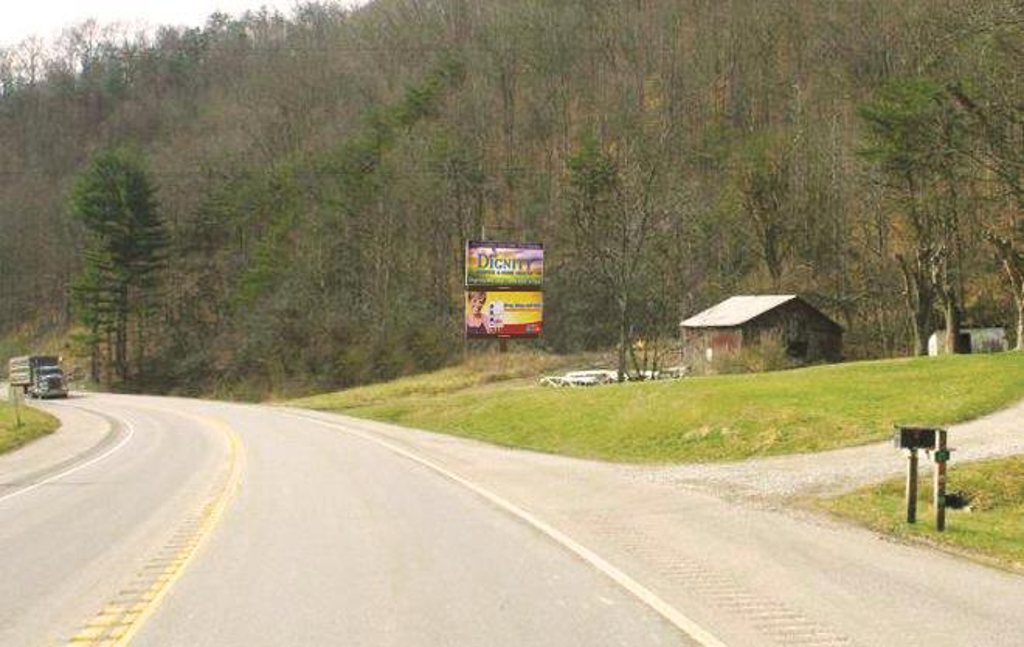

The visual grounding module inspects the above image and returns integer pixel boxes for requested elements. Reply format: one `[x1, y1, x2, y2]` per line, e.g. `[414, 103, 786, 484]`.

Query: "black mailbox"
[894, 426, 938, 450]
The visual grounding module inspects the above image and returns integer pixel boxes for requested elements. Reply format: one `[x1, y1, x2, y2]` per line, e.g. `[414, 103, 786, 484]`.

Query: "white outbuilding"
[927, 327, 1009, 356]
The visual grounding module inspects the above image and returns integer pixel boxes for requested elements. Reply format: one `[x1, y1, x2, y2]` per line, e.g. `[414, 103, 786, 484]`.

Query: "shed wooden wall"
[681, 299, 842, 373]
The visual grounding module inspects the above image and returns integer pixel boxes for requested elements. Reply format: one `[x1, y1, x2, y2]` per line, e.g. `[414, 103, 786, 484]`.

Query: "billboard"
[465, 241, 543, 288]
[465, 291, 543, 339]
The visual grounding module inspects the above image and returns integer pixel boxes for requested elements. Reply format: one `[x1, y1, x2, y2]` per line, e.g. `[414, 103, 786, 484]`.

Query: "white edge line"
[290, 411, 729, 647]
[0, 409, 135, 506]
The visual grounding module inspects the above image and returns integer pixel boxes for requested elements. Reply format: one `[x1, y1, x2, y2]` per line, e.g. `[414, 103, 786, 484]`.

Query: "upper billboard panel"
[465, 241, 543, 288]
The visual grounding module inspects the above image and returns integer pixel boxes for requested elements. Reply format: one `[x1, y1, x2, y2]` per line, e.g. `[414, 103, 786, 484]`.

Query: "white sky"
[1, 1, 361, 49]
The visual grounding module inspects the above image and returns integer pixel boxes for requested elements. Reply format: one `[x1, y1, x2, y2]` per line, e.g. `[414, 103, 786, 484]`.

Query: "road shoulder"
[0, 399, 115, 492]
[282, 405, 1024, 647]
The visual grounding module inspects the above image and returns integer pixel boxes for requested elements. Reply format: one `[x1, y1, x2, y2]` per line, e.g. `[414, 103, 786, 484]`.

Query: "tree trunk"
[105, 329, 114, 386]
[897, 253, 933, 356]
[943, 301, 962, 354]
[89, 321, 100, 384]
[136, 309, 147, 386]
[1016, 294, 1024, 351]
[987, 231, 1024, 351]
[115, 285, 129, 384]
[928, 240, 964, 355]
[617, 294, 629, 382]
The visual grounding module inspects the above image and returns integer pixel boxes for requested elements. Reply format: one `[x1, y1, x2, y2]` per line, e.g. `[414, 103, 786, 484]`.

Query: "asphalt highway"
[0, 394, 695, 647]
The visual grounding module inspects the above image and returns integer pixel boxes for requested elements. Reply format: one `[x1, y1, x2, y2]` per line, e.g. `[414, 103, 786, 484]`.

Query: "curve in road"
[0, 399, 230, 647]
[3, 394, 709, 647]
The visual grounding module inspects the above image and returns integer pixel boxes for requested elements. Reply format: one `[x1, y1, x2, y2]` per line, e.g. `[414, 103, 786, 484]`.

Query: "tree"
[986, 226, 1024, 350]
[70, 148, 166, 386]
[71, 246, 115, 383]
[859, 78, 968, 355]
[736, 134, 794, 290]
[2, 0, 1021, 395]
[947, 48, 1022, 349]
[565, 135, 668, 381]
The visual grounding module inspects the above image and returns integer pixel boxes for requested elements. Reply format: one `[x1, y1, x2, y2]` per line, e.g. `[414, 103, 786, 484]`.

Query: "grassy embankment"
[0, 400, 59, 455]
[819, 457, 1024, 570]
[293, 352, 1024, 463]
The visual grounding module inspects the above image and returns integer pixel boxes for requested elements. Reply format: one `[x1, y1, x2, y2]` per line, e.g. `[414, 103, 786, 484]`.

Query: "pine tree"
[70, 148, 166, 386]
[859, 78, 969, 355]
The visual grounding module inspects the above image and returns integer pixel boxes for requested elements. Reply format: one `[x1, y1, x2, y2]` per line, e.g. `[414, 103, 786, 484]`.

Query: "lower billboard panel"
[465, 290, 543, 339]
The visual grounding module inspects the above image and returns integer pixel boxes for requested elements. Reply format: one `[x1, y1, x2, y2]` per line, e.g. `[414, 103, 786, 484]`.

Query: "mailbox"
[893, 426, 938, 450]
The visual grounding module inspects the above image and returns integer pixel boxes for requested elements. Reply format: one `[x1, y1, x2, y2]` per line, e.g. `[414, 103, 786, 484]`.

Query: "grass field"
[818, 457, 1024, 570]
[0, 400, 59, 455]
[292, 352, 1024, 463]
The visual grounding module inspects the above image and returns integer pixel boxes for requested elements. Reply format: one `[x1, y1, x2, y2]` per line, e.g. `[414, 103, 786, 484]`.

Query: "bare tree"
[986, 226, 1024, 350]
[565, 133, 673, 380]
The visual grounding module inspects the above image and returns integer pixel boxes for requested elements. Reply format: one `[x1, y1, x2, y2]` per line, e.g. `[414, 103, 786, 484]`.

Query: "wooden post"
[498, 338, 509, 354]
[905, 449, 919, 524]
[934, 429, 948, 532]
[10, 384, 23, 428]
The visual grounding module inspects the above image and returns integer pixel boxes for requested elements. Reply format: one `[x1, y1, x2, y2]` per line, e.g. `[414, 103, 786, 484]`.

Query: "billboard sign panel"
[465, 291, 543, 338]
[465, 241, 543, 288]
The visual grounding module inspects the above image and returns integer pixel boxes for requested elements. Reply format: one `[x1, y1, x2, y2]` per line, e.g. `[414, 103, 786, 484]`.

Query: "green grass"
[291, 349, 606, 408]
[818, 457, 1024, 570]
[292, 352, 1024, 463]
[0, 400, 59, 455]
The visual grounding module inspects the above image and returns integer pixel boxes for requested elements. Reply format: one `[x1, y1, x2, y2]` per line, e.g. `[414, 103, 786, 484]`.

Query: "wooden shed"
[680, 295, 842, 372]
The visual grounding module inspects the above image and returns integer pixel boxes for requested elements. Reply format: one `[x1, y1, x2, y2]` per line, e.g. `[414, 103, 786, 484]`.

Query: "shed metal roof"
[680, 295, 799, 328]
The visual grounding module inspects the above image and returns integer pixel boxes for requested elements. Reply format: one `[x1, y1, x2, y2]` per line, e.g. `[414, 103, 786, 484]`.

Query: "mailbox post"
[906, 449, 919, 524]
[933, 429, 949, 532]
[894, 425, 951, 530]
[894, 426, 937, 524]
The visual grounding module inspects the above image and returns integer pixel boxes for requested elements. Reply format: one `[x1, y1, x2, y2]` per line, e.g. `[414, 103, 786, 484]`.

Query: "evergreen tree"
[70, 148, 166, 386]
[859, 78, 969, 355]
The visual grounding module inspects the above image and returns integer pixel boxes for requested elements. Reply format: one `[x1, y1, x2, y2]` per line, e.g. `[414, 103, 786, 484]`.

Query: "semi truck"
[7, 355, 69, 399]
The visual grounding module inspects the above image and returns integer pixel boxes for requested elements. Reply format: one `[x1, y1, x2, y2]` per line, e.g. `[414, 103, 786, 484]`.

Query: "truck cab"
[31, 365, 68, 399]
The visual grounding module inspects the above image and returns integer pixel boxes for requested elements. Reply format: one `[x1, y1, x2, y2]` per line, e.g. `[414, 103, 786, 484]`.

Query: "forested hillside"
[0, 0, 1020, 395]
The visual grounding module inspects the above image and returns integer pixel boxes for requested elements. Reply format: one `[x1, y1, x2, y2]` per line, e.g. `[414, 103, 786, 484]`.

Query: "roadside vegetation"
[818, 457, 1024, 570]
[1, 2, 1021, 397]
[0, 328, 71, 371]
[0, 401, 59, 455]
[293, 352, 1024, 463]
[292, 350, 604, 409]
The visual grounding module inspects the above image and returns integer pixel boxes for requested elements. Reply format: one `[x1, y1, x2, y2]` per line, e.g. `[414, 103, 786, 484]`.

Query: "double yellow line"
[66, 414, 244, 647]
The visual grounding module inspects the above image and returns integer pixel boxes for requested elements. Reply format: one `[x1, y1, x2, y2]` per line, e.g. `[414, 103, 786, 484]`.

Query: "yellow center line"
[65, 411, 245, 647]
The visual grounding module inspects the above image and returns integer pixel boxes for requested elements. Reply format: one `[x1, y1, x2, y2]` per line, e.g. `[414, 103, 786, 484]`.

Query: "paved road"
[0, 398, 226, 647]
[287, 407, 1024, 647]
[0, 394, 694, 647]
[3, 392, 1022, 647]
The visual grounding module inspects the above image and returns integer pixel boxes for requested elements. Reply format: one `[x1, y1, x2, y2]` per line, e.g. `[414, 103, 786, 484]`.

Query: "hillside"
[292, 352, 1024, 462]
[1, 0, 1020, 395]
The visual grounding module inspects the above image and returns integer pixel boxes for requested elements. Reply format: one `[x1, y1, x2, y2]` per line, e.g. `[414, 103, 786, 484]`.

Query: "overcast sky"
[1, 1, 362, 49]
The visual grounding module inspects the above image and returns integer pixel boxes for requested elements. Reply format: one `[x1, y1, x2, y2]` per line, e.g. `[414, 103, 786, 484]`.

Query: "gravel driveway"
[636, 399, 1024, 502]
